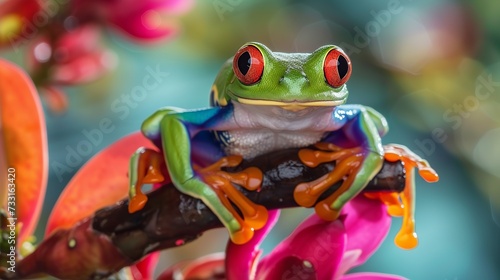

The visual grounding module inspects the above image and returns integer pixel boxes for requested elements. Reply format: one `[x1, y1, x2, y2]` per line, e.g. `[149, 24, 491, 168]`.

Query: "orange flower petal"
[0, 59, 48, 243]
[45, 132, 154, 235]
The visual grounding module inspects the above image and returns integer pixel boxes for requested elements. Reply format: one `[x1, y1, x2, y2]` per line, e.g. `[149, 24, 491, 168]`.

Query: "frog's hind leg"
[128, 147, 167, 213]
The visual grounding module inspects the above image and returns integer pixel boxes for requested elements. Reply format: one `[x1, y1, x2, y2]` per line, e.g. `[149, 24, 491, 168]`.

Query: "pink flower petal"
[102, 0, 192, 41]
[51, 50, 117, 85]
[340, 195, 391, 268]
[52, 25, 101, 63]
[256, 215, 346, 280]
[225, 210, 280, 280]
[108, 12, 177, 41]
[334, 249, 362, 279]
[259, 255, 318, 280]
[27, 26, 117, 86]
[341, 272, 409, 280]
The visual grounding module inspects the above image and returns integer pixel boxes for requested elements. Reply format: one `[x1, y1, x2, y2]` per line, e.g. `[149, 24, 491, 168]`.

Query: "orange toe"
[243, 205, 269, 230]
[314, 200, 339, 221]
[230, 225, 254, 245]
[129, 193, 148, 213]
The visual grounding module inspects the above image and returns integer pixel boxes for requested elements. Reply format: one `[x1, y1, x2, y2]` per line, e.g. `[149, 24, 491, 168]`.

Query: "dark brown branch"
[3, 147, 405, 279]
[93, 148, 404, 261]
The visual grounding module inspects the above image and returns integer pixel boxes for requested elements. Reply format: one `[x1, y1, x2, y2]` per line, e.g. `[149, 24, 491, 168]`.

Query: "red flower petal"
[45, 132, 155, 235]
[129, 253, 160, 280]
[157, 253, 225, 280]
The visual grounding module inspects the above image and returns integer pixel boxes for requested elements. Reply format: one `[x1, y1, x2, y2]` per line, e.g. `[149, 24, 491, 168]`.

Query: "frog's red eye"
[324, 48, 352, 88]
[233, 45, 264, 85]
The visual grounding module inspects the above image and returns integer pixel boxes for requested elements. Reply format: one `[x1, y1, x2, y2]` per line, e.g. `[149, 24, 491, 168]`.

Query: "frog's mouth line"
[234, 96, 346, 112]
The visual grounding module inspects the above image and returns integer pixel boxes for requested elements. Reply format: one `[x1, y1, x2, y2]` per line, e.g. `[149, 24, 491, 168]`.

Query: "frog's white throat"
[226, 103, 336, 158]
[232, 102, 336, 131]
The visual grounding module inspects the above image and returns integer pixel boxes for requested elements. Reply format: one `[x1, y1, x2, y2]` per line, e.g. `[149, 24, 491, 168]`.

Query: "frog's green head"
[211, 42, 352, 111]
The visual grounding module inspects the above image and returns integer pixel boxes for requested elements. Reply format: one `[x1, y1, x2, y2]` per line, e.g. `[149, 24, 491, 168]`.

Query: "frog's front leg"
[192, 155, 268, 240]
[128, 147, 167, 213]
[294, 105, 385, 220]
[155, 107, 267, 244]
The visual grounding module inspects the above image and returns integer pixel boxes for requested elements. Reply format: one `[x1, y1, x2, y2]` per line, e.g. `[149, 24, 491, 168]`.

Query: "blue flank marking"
[182, 103, 234, 163]
[324, 105, 371, 148]
[180, 103, 234, 130]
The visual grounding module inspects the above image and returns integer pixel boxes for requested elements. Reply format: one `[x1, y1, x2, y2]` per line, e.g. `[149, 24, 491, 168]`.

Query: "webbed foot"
[365, 144, 438, 249]
[196, 155, 268, 244]
[294, 143, 383, 221]
[128, 147, 166, 213]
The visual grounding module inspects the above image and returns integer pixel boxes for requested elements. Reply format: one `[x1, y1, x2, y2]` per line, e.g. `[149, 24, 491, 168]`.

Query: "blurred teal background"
[2, 0, 500, 279]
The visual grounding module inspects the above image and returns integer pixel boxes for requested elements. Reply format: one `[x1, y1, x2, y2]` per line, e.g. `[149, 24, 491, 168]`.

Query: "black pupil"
[238, 51, 251, 75]
[337, 55, 348, 79]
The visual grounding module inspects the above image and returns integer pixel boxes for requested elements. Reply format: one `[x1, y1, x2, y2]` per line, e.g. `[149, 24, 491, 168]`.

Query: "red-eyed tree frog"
[127, 42, 389, 245]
